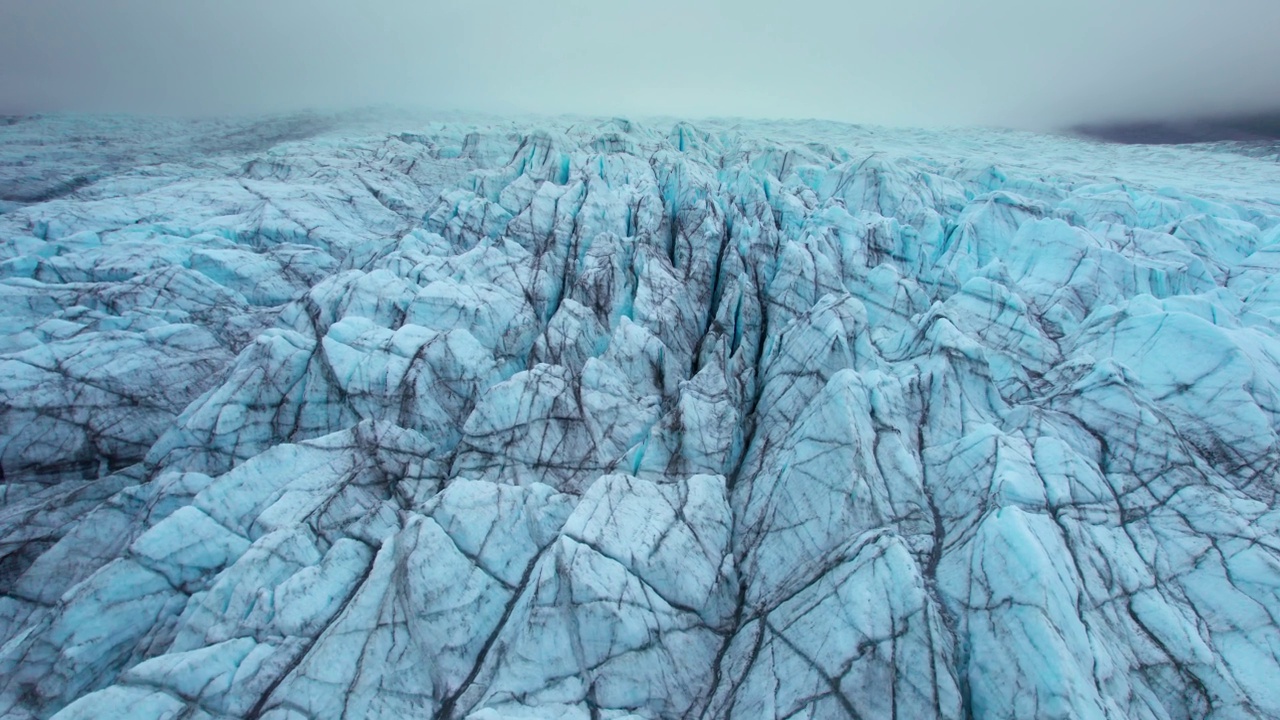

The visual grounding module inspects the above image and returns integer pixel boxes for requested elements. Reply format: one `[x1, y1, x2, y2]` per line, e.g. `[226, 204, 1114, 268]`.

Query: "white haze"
[1, 0, 1278, 128]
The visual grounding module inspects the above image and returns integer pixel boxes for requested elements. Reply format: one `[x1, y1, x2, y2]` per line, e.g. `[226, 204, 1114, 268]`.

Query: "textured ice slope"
[2, 112, 1280, 719]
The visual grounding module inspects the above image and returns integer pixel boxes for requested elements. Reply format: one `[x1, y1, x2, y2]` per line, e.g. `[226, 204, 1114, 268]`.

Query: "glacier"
[1, 112, 1280, 719]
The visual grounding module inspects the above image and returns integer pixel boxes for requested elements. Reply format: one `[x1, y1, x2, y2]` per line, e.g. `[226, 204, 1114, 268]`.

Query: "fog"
[1, 0, 1278, 129]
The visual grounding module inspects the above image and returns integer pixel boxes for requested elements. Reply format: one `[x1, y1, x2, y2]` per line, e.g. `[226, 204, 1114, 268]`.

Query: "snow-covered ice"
[1, 111, 1280, 718]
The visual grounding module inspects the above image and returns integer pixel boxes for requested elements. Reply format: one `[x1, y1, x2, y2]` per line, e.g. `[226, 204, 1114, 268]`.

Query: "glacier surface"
[2, 112, 1280, 719]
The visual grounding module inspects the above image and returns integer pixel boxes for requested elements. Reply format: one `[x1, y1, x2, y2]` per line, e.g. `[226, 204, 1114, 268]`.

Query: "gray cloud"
[1, 0, 1278, 129]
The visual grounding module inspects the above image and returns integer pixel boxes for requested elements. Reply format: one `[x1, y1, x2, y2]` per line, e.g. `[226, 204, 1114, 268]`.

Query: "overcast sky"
[1, 0, 1277, 129]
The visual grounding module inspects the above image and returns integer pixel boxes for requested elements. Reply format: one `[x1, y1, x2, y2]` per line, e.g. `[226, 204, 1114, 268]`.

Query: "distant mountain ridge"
[1073, 110, 1280, 144]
